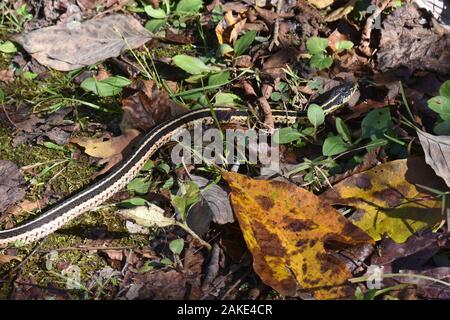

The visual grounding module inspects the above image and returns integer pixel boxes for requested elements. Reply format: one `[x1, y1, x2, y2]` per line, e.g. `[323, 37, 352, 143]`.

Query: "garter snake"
[0, 82, 357, 246]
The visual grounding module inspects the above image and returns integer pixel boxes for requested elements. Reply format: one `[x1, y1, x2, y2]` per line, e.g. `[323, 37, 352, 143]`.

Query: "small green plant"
[0, 3, 32, 32]
[141, 0, 204, 32]
[80, 76, 132, 97]
[286, 157, 338, 191]
[126, 160, 175, 195]
[306, 36, 353, 70]
[427, 80, 450, 135]
[171, 180, 201, 222]
[0, 40, 16, 53]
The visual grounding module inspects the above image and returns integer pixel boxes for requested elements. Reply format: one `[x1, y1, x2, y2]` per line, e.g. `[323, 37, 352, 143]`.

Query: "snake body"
[0, 83, 357, 246]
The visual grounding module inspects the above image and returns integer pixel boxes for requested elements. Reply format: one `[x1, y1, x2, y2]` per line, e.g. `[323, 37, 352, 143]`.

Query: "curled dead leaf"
[0, 254, 21, 265]
[417, 129, 450, 188]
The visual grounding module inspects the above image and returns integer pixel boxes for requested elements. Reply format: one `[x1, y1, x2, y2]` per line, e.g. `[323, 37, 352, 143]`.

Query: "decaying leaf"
[15, 14, 153, 71]
[307, 0, 335, 9]
[71, 129, 140, 159]
[0, 160, 26, 212]
[377, 5, 450, 74]
[121, 80, 188, 132]
[322, 158, 446, 243]
[0, 254, 21, 265]
[223, 172, 374, 299]
[71, 129, 140, 176]
[417, 129, 450, 188]
[325, 0, 358, 22]
[215, 10, 247, 45]
[119, 204, 176, 228]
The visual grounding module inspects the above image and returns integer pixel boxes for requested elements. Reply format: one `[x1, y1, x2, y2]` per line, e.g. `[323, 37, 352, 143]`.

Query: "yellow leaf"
[223, 172, 374, 299]
[71, 129, 140, 159]
[322, 158, 446, 243]
[325, 0, 358, 22]
[0, 254, 21, 265]
[307, 0, 335, 9]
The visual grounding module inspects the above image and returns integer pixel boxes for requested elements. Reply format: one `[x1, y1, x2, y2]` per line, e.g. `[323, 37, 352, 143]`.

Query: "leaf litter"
[1, 0, 450, 301]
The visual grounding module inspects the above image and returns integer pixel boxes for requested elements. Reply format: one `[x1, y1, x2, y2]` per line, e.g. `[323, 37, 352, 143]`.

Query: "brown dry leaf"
[0, 254, 21, 265]
[215, 10, 247, 45]
[121, 80, 188, 132]
[0, 161, 26, 213]
[325, 0, 358, 22]
[262, 48, 299, 79]
[0, 69, 14, 82]
[417, 129, 450, 188]
[328, 28, 350, 52]
[322, 158, 446, 243]
[378, 5, 450, 74]
[71, 129, 140, 159]
[222, 172, 374, 299]
[307, 0, 334, 9]
[5, 198, 48, 217]
[71, 129, 139, 176]
[15, 14, 153, 71]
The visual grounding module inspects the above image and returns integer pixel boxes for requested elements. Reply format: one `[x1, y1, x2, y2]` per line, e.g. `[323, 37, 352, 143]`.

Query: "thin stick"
[269, 0, 283, 51]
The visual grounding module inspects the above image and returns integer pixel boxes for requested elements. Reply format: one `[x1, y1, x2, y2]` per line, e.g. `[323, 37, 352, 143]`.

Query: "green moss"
[0, 125, 96, 204]
[151, 43, 194, 60]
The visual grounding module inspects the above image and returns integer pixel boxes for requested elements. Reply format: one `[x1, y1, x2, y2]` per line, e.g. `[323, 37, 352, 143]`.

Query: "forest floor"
[0, 0, 449, 300]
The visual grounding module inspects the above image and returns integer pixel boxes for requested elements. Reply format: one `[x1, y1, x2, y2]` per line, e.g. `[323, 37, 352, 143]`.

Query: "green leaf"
[335, 40, 354, 52]
[145, 19, 166, 32]
[119, 197, 149, 207]
[323, 135, 350, 156]
[0, 88, 4, 102]
[43, 142, 66, 151]
[160, 257, 173, 266]
[141, 160, 155, 172]
[234, 31, 257, 56]
[428, 96, 450, 121]
[175, 0, 203, 16]
[171, 181, 201, 221]
[270, 92, 282, 101]
[361, 108, 392, 139]
[336, 117, 352, 143]
[274, 127, 302, 144]
[127, 177, 151, 195]
[214, 92, 241, 107]
[216, 44, 234, 57]
[144, 5, 167, 18]
[157, 163, 171, 174]
[0, 41, 17, 54]
[208, 71, 230, 86]
[365, 138, 388, 151]
[80, 76, 131, 97]
[307, 103, 325, 128]
[439, 80, 450, 99]
[169, 239, 185, 255]
[434, 121, 450, 135]
[306, 37, 328, 55]
[172, 55, 210, 75]
[160, 176, 174, 190]
[23, 71, 38, 80]
[310, 53, 333, 70]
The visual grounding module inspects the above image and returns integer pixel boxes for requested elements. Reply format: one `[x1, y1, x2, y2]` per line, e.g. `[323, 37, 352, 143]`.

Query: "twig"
[269, 0, 283, 51]
[0, 240, 44, 281]
[220, 268, 251, 300]
[1, 104, 17, 128]
[38, 245, 138, 253]
[258, 97, 275, 133]
[359, 0, 393, 57]
[202, 243, 221, 292]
